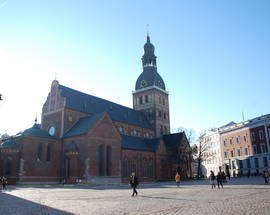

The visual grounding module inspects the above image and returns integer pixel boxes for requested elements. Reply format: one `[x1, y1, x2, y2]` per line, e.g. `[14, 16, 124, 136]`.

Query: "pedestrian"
[227, 171, 231, 180]
[217, 171, 223, 189]
[209, 171, 216, 189]
[129, 172, 138, 197]
[175, 172, 181, 187]
[247, 170, 250, 178]
[233, 170, 236, 178]
[2, 177, 7, 190]
[221, 171, 226, 183]
[262, 168, 269, 184]
[0, 177, 2, 191]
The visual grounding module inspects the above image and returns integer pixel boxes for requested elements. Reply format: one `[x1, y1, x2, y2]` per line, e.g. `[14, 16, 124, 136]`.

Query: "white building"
[199, 129, 222, 177]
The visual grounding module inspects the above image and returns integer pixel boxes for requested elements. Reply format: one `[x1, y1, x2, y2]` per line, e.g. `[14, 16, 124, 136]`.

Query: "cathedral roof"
[64, 113, 104, 138]
[21, 123, 58, 139]
[0, 138, 18, 148]
[121, 135, 160, 152]
[135, 66, 166, 91]
[163, 132, 187, 149]
[59, 85, 152, 129]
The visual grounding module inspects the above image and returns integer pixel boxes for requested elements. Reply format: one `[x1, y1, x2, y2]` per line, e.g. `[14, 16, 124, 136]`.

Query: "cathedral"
[0, 35, 192, 184]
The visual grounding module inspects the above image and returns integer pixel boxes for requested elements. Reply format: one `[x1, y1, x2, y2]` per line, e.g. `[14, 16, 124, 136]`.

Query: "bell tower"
[133, 35, 170, 137]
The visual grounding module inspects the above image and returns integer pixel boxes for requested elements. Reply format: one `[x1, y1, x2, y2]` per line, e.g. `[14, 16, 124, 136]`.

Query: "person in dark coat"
[129, 172, 138, 196]
[216, 171, 223, 189]
[209, 171, 216, 189]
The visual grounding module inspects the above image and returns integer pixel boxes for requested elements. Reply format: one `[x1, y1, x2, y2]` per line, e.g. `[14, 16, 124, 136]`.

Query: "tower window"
[164, 113, 166, 120]
[139, 96, 143, 104]
[145, 95, 148, 103]
[159, 111, 162, 118]
[163, 98, 165, 105]
[159, 96, 161, 104]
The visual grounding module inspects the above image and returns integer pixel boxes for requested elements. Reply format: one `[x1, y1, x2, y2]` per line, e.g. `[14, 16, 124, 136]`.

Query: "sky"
[0, 0, 270, 139]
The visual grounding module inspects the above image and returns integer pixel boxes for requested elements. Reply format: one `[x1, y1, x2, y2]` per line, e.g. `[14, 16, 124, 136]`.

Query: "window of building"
[236, 137, 239, 144]
[164, 113, 166, 120]
[139, 96, 143, 104]
[244, 148, 249, 155]
[4, 157, 12, 175]
[263, 157, 268, 167]
[246, 158, 251, 168]
[122, 158, 128, 178]
[254, 158, 259, 168]
[98, 145, 103, 176]
[251, 132, 256, 142]
[223, 140, 226, 146]
[118, 126, 123, 133]
[239, 160, 243, 169]
[230, 139, 232, 145]
[149, 159, 154, 178]
[159, 96, 161, 104]
[159, 111, 162, 118]
[237, 149, 241, 156]
[37, 144, 42, 161]
[261, 143, 266, 153]
[231, 150, 234, 157]
[46, 144, 51, 162]
[253, 145, 257, 154]
[224, 152, 227, 158]
[131, 159, 137, 173]
[244, 135, 247, 143]
[106, 146, 111, 176]
[145, 95, 148, 103]
[259, 130, 265, 140]
[162, 97, 165, 105]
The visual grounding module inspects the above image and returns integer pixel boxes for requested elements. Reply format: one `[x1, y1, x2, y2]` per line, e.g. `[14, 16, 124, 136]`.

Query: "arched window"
[46, 144, 51, 162]
[37, 144, 42, 161]
[98, 145, 103, 176]
[4, 157, 12, 175]
[140, 158, 144, 177]
[122, 157, 128, 177]
[149, 158, 154, 178]
[106, 146, 111, 176]
[131, 159, 137, 174]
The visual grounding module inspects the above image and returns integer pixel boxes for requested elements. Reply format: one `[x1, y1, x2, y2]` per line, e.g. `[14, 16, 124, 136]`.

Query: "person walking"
[175, 172, 181, 187]
[209, 171, 216, 189]
[217, 171, 223, 189]
[129, 172, 138, 197]
[263, 168, 269, 184]
[2, 177, 7, 190]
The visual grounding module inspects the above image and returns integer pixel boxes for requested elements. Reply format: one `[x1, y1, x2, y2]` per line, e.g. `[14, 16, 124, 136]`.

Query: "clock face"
[49, 126, 56, 136]
[140, 80, 147, 87]
[157, 81, 163, 88]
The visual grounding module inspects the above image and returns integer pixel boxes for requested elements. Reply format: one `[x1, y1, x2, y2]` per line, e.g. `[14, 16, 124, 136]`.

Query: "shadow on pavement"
[0, 192, 75, 215]
[139, 195, 196, 202]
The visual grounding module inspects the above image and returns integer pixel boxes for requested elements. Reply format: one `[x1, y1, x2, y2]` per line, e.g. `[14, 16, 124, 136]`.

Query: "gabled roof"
[20, 124, 58, 139]
[64, 112, 104, 138]
[163, 132, 186, 149]
[58, 85, 152, 129]
[0, 138, 18, 148]
[121, 135, 159, 152]
[219, 121, 236, 129]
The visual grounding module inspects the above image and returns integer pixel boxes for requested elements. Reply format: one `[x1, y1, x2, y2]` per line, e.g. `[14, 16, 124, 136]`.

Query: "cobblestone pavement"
[1, 177, 270, 215]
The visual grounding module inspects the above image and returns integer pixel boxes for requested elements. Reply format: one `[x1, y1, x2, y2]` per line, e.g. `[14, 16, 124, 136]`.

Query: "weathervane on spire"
[147, 24, 150, 37]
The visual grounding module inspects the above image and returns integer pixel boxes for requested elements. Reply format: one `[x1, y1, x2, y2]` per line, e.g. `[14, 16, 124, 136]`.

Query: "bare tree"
[176, 127, 196, 145]
[193, 133, 214, 179]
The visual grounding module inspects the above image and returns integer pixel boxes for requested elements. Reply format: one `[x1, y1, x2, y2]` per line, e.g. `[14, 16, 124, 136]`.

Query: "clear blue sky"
[1, 0, 270, 137]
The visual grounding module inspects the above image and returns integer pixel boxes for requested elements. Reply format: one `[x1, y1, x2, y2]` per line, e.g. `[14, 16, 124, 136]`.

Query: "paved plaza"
[0, 177, 270, 215]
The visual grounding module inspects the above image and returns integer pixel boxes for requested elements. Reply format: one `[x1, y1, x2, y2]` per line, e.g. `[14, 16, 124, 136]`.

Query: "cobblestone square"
[1, 177, 270, 215]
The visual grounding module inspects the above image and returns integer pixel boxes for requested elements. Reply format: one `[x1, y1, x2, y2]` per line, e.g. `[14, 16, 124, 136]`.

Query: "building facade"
[200, 129, 222, 177]
[0, 35, 192, 184]
[219, 115, 270, 176]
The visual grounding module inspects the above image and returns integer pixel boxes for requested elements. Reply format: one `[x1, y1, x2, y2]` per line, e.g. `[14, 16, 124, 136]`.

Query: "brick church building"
[0, 35, 192, 184]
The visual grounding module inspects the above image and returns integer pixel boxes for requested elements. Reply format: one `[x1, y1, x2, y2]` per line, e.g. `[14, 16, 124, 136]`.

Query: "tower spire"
[146, 24, 151, 42]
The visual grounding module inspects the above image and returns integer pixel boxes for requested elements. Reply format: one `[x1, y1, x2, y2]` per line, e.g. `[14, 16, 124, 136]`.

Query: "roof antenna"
[35, 116, 37, 124]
